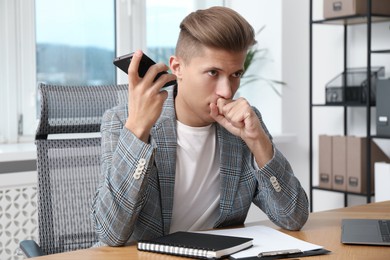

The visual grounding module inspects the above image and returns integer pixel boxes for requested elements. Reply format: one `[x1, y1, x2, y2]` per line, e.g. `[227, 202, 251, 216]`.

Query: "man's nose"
[215, 78, 232, 99]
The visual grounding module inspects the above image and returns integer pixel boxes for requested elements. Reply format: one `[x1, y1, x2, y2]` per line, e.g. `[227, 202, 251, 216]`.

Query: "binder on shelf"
[332, 136, 347, 191]
[375, 162, 390, 202]
[137, 231, 253, 259]
[346, 136, 390, 193]
[376, 79, 390, 137]
[319, 135, 333, 189]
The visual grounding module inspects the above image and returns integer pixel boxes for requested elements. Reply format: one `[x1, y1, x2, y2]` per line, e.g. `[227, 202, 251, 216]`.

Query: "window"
[0, 0, 115, 143]
[35, 0, 115, 86]
[33, 0, 116, 131]
[145, 0, 192, 63]
[1, 0, 235, 144]
[115, 0, 225, 83]
[145, 0, 224, 63]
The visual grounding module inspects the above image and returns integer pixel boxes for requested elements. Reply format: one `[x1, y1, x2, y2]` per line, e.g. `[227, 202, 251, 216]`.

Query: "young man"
[92, 6, 308, 246]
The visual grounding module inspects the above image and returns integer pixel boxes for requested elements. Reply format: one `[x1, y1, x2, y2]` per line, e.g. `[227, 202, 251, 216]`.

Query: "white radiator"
[0, 171, 38, 260]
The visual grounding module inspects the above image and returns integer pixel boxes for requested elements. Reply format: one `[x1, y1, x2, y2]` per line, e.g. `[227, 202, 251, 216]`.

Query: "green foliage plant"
[241, 26, 285, 96]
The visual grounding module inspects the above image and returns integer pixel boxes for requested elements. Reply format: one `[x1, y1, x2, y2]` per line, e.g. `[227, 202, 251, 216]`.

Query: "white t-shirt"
[169, 121, 221, 233]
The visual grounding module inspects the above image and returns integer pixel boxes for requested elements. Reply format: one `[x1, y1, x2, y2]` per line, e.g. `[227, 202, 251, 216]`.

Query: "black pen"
[257, 249, 302, 258]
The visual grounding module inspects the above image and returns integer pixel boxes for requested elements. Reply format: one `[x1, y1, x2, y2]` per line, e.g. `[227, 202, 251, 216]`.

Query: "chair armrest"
[19, 240, 45, 258]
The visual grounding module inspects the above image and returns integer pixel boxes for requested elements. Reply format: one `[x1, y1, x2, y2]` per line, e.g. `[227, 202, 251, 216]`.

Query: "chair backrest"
[35, 83, 127, 255]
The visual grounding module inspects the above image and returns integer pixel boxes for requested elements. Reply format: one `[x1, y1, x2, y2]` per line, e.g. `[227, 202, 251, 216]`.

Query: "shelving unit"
[309, 0, 390, 211]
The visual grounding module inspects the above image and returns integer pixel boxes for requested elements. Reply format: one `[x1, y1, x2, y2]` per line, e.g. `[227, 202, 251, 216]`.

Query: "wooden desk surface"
[33, 201, 390, 260]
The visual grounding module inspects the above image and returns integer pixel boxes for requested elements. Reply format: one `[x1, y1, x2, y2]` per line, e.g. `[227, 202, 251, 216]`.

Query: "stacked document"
[197, 225, 328, 259]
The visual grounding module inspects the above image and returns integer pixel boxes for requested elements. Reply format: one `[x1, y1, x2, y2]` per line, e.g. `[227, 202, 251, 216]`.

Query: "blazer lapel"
[215, 124, 243, 226]
[151, 108, 177, 235]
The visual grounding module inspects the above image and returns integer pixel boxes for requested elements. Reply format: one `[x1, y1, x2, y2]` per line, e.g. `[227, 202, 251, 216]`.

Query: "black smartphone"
[113, 52, 176, 88]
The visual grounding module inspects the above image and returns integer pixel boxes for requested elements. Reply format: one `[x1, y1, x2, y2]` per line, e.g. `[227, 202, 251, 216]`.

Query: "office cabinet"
[309, 0, 390, 211]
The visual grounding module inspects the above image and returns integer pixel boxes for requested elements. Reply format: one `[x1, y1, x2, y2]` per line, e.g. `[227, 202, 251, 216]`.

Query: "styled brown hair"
[176, 6, 256, 63]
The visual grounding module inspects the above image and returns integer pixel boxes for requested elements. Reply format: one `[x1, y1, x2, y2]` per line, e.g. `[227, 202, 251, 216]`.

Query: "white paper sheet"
[197, 225, 323, 258]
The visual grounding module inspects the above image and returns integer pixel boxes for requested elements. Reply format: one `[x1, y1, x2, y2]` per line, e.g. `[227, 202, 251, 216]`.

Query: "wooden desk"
[33, 201, 390, 259]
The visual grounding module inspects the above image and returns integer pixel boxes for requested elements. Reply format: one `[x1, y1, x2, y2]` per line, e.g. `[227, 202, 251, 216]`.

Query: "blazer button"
[133, 172, 141, 180]
[270, 176, 281, 192]
[139, 158, 146, 166]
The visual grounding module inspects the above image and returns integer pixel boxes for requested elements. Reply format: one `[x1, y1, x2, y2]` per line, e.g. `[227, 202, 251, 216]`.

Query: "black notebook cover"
[137, 231, 253, 259]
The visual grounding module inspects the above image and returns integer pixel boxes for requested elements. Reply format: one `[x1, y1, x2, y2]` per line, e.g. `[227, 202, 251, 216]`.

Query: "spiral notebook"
[137, 231, 253, 259]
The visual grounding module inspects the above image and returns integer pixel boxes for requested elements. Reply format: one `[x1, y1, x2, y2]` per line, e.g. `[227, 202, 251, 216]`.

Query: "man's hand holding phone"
[113, 51, 177, 88]
[116, 50, 177, 143]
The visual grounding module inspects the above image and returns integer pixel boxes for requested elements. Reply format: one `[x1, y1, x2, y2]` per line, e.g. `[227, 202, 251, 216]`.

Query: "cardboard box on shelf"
[323, 0, 390, 19]
[319, 135, 333, 189]
[346, 136, 390, 194]
[332, 136, 347, 191]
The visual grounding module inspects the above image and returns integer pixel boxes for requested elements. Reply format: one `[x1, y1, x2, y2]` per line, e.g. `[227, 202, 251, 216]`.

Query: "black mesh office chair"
[19, 83, 128, 257]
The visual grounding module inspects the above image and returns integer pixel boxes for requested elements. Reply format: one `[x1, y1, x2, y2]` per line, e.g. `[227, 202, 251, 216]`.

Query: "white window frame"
[116, 0, 147, 84]
[1, 0, 36, 143]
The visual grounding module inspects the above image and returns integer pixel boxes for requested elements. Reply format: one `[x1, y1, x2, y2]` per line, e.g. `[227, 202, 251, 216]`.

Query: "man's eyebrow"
[204, 66, 244, 73]
[204, 66, 222, 71]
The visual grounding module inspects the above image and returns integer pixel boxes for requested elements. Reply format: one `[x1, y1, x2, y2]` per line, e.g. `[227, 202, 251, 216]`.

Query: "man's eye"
[208, 70, 218, 76]
[232, 71, 243, 78]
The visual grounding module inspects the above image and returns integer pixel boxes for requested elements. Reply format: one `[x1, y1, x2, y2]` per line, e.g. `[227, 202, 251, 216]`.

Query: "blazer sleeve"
[251, 109, 309, 231]
[91, 106, 157, 246]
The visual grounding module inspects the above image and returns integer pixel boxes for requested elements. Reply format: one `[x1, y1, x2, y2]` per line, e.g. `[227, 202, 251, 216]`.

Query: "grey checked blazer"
[91, 86, 309, 246]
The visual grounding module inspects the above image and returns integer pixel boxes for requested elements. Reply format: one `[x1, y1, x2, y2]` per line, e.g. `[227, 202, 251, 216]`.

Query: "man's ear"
[169, 56, 182, 79]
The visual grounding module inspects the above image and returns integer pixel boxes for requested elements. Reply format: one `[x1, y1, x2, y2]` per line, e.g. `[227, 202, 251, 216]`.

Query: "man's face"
[171, 46, 247, 127]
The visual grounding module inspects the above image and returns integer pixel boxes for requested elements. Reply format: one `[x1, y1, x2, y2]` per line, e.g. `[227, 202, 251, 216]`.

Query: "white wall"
[229, 0, 282, 135]
[280, 0, 310, 207]
[227, 0, 283, 223]
[228, 0, 312, 217]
